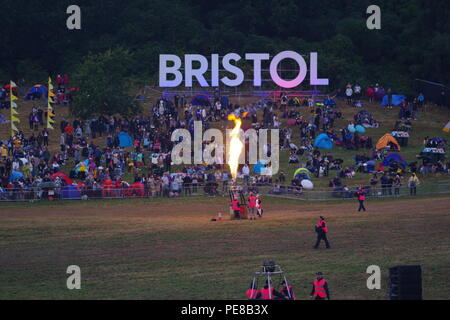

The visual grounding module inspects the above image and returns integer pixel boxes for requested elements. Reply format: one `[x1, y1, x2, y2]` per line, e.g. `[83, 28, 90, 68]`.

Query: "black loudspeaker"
[388, 265, 422, 300]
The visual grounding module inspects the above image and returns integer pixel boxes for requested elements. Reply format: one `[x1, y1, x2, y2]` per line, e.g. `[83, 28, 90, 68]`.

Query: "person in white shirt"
[12, 159, 20, 171]
[52, 161, 60, 171]
[345, 85, 353, 105]
[242, 164, 250, 185]
[159, 100, 165, 116]
[75, 126, 82, 139]
[201, 108, 207, 121]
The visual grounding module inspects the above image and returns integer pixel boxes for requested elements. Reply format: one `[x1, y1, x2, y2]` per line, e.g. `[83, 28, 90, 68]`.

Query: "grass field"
[1, 196, 449, 300]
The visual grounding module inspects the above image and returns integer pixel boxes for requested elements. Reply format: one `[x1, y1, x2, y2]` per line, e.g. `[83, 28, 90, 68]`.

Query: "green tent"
[293, 168, 312, 178]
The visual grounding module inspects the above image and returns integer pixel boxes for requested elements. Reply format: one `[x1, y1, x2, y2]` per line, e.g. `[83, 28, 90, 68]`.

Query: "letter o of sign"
[269, 51, 307, 89]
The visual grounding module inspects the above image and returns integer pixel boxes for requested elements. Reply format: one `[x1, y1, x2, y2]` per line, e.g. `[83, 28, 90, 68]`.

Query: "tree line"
[1, 0, 449, 118]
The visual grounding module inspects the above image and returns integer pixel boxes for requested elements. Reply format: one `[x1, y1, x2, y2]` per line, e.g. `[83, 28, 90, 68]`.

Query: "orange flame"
[228, 114, 244, 179]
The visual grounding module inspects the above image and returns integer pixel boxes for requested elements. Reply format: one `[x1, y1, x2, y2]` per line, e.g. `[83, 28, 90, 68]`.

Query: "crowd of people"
[0, 91, 283, 199]
[0, 82, 448, 201]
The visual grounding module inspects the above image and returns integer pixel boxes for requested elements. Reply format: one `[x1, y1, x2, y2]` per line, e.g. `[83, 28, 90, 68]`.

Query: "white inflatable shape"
[301, 180, 314, 190]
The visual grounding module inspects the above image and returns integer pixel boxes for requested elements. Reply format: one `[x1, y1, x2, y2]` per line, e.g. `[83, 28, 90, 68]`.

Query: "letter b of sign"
[66, 265, 81, 290]
[366, 5, 381, 30]
[66, 5, 81, 30]
[366, 265, 381, 290]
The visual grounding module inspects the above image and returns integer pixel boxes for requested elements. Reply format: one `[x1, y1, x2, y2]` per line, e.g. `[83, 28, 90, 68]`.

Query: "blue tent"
[61, 184, 81, 199]
[253, 160, 268, 174]
[314, 133, 334, 150]
[323, 98, 336, 106]
[381, 95, 406, 107]
[9, 170, 23, 182]
[25, 85, 47, 100]
[118, 132, 133, 148]
[382, 153, 407, 168]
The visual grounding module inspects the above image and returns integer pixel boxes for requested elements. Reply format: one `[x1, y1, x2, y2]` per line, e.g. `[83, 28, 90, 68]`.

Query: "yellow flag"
[48, 77, 54, 94]
[10, 80, 19, 136]
[47, 77, 55, 130]
[10, 81, 18, 100]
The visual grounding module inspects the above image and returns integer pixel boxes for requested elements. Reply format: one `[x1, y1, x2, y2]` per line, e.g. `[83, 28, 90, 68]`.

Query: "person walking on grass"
[314, 216, 330, 249]
[356, 186, 366, 212]
[310, 272, 330, 300]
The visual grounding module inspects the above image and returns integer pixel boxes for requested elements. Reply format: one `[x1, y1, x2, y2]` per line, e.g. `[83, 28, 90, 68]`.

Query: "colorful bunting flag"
[10, 81, 19, 137]
[47, 77, 55, 129]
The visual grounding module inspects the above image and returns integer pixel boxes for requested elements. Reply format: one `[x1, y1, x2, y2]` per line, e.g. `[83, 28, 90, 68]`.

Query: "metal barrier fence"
[0, 183, 226, 202]
[1, 182, 450, 203]
[258, 183, 450, 201]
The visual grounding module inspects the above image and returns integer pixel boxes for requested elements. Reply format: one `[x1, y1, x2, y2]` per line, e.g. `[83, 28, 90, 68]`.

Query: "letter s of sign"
[66, 5, 81, 30]
[366, 265, 381, 290]
[66, 265, 81, 290]
[366, 5, 381, 30]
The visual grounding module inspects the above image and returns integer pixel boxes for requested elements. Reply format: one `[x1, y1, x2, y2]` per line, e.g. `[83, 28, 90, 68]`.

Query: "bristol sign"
[159, 51, 329, 89]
